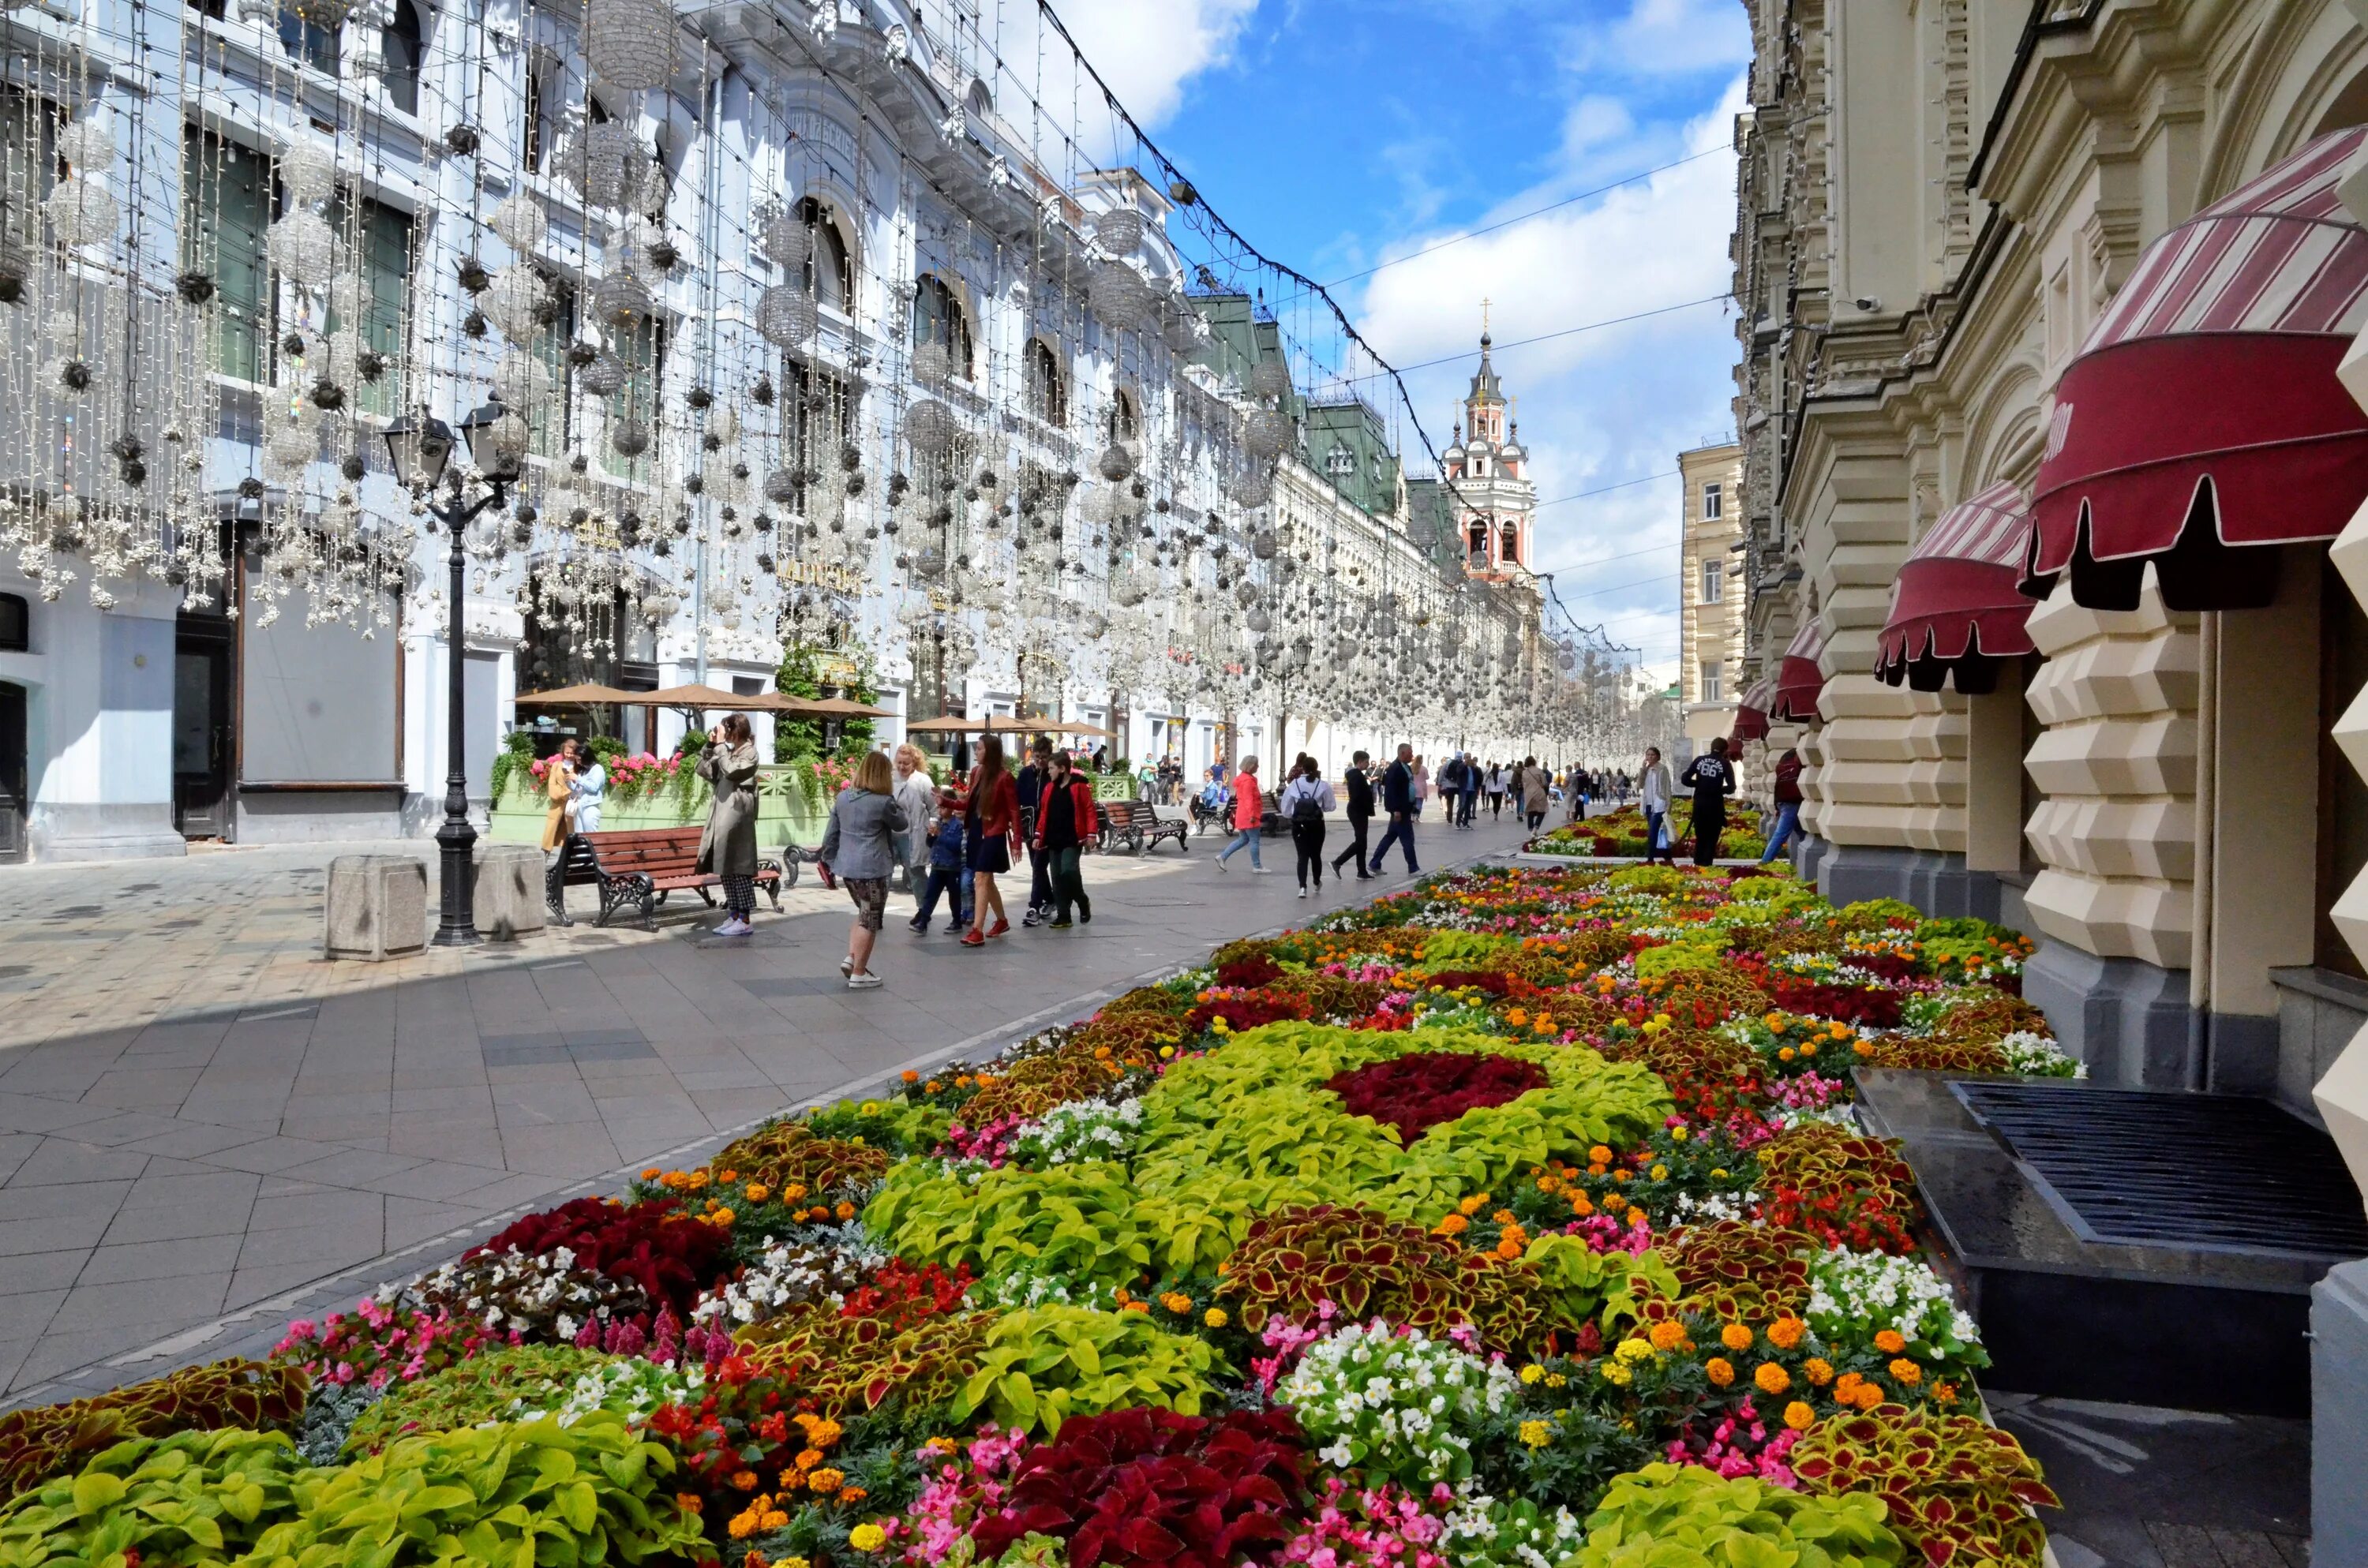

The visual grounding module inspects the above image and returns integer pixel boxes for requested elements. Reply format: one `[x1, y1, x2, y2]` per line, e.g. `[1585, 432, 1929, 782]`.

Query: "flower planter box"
[489, 765, 831, 850]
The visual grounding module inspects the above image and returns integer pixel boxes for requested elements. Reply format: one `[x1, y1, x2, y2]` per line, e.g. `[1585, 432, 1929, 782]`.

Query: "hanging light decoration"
[1248, 360, 1291, 402]
[1088, 261, 1154, 329]
[1091, 208, 1144, 253]
[1242, 409, 1288, 459]
[756, 283, 819, 347]
[755, 205, 813, 270]
[266, 209, 345, 286]
[905, 399, 959, 458]
[586, 0, 676, 90]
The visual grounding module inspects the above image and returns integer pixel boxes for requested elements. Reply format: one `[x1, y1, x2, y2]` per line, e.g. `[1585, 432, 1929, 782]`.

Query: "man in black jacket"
[1017, 738, 1056, 924]
[1678, 737, 1738, 869]
[1331, 750, 1376, 880]
[1368, 743, 1419, 874]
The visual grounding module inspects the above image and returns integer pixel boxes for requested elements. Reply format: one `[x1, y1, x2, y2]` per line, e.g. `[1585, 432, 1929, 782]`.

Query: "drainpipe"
[2186, 609, 2218, 1091]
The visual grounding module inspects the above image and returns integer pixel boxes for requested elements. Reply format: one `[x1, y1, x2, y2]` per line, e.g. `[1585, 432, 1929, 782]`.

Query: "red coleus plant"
[1186, 988, 1315, 1037]
[1766, 979, 1903, 1029]
[837, 1259, 975, 1331]
[1213, 950, 1286, 989]
[472, 1196, 728, 1319]
[969, 1407, 1307, 1568]
[1325, 1051, 1549, 1142]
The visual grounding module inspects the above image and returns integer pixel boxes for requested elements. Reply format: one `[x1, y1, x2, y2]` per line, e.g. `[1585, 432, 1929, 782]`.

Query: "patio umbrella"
[1053, 720, 1117, 738]
[905, 714, 980, 735]
[514, 683, 639, 705]
[785, 695, 896, 718]
[641, 683, 761, 709]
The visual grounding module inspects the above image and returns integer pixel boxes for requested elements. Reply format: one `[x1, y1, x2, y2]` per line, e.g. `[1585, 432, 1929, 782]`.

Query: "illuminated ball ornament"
[586, 0, 676, 92]
[755, 205, 812, 270]
[903, 399, 958, 458]
[592, 268, 654, 330]
[579, 350, 628, 397]
[1242, 410, 1288, 459]
[1248, 360, 1291, 402]
[266, 209, 344, 285]
[755, 283, 819, 347]
[43, 180, 118, 249]
[1090, 208, 1143, 253]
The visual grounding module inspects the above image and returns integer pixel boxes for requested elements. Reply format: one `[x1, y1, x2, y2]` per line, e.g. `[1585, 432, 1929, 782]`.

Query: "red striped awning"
[1770, 621, 1825, 722]
[1729, 676, 1774, 745]
[2026, 126, 2368, 611]
[1878, 481, 2035, 693]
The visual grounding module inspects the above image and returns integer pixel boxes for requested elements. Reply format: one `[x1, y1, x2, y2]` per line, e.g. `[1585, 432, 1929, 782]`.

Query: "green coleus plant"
[0, 1427, 308, 1568]
[337, 1345, 617, 1458]
[866, 1163, 1163, 1295]
[1574, 1461, 1906, 1568]
[947, 1305, 1218, 1436]
[0, 1357, 308, 1503]
[242, 1411, 703, 1568]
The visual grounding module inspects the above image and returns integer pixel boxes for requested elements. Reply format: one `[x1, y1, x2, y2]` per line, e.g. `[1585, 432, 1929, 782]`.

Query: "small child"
[910, 789, 971, 933]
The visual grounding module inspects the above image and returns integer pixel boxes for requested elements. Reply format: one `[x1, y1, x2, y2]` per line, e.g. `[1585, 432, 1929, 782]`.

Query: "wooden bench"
[1096, 799, 1190, 855]
[560, 827, 784, 927]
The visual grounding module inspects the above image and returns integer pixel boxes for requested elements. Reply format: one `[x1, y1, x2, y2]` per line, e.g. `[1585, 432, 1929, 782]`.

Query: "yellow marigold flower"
[1889, 1359, 1923, 1386]
[745, 1184, 770, 1203]
[1459, 1193, 1489, 1216]
[1546, 1372, 1568, 1389]
[1205, 1308, 1228, 1329]
[1588, 1145, 1613, 1165]
[1648, 1321, 1688, 1353]
[1614, 1337, 1654, 1364]
[1536, 1175, 1560, 1193]
[807, 1468, 845, 1495]
[1872, 1329, 1907, 1355]
[1755, 1362, 1791, 1395]
[1161, 1293, 1193, 1314]
[849, 1524, 888, 1554]
[1669, 1126, 1690, 1142]
[1719, 1323, 1754, 1352]
[732, 1471, 759, 1490]
[1599, 1359, 1634, 1387]
[710, 1208, 736, 1226]
[1519, 1363, 1545, 1385]
[1784, 1401, 1816, 1431]
[1518, 1419, 1553, 1449]
[1704, 1357, 1735, 1387]
[921, 1437, 958, 1455]
[779, 1556, 811, 1568]
[1767, 1318, 1806, 1350]
[1649, 1164, 1670, 1181]
[1805, 1357, 1834, 1387]
[784, 1184, 808, 1203]
[1778, 1046, 1797, 1062]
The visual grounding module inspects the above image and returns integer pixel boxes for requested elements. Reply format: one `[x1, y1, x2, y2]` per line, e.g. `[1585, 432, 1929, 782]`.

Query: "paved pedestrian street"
[0, 811, 1533, 1409]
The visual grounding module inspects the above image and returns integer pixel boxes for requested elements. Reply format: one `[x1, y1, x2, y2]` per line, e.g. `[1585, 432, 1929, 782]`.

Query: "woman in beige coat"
[697, 714, 762, 936]
[540, 739, 579, 926]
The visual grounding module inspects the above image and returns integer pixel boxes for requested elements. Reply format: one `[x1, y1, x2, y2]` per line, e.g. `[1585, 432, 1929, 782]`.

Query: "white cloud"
[1351, 73, 1746, 660]
[1592, 0, 1752, 77]
[972, 0, 1260, 142]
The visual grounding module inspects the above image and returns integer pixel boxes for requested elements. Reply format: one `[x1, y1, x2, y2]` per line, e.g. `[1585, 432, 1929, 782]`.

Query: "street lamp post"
[384, 399, 521, 947]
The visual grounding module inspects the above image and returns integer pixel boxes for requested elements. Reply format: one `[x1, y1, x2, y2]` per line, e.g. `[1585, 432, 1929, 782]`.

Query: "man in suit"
[1331, 750, 1375, 880]
[1369, 743, 1419, 875]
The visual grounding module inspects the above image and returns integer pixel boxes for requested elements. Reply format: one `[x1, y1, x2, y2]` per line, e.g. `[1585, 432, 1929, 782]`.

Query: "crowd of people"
[531, 721, 1770, 994]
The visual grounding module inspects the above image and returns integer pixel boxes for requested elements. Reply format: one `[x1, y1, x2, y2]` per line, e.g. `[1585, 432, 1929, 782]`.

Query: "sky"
[1040, 0, 1752, 677]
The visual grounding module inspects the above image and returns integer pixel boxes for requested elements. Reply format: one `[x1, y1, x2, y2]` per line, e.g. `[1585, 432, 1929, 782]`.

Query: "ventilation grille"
[1950, 1082, 2368, 1259]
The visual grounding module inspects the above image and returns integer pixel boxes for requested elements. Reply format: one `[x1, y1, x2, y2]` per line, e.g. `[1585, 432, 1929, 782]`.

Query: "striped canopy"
[2027, 126, 2368, 609]
[1878, 481, 2036, 692]
[1770, 620, 1826, 723]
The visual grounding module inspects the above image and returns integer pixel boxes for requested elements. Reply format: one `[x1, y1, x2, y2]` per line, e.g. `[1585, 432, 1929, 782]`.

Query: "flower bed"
[1527, 803, 1766, 860]
[0, 863, 2075, 1568]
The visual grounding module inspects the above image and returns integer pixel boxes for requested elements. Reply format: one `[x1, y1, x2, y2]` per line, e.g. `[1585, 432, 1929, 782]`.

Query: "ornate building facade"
[1441, 330, 1538, 582]
[1677, 440, 1744, 761]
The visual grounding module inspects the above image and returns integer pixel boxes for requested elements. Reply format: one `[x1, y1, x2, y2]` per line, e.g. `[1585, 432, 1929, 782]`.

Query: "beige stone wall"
[1677, 444, 1744, 729]
[2018, 579, 2199, 969]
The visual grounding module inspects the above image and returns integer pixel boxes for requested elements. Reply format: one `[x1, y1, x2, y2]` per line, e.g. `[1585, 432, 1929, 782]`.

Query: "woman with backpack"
[1278, 754, 1336, 897]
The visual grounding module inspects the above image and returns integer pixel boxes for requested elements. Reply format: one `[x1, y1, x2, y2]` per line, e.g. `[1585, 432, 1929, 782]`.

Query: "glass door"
[173, 631, 234, 839]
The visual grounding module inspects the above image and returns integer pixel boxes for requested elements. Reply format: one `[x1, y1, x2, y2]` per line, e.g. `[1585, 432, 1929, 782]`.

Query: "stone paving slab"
[0, 811, 1530, 1408]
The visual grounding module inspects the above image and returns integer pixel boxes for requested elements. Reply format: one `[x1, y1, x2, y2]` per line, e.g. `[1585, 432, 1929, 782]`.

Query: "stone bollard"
[324, 855, 428, 962]
[473, 843, 549, 942]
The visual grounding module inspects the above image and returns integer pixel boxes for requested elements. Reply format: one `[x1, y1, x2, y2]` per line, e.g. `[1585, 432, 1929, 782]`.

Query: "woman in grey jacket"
[820, 748, 909, 990]
[696, 715, 762, 936]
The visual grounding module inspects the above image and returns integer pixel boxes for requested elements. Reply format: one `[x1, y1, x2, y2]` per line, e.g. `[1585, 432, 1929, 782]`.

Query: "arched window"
[912, 273, 973, 380]
[277, 1, 339, 73]
[382, 0, 423, 114]
[1499, 525, 1520, 567]
[1025, 339, 1066, 426]
[1467, 522, 1489, 565]
[799, 196, 852, 312]
[1111, 387, 1138, 441]
[967, 78, 992, 118]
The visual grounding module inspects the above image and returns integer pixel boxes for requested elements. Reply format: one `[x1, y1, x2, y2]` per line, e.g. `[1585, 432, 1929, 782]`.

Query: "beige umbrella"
[642, 683, 763, 709]
[514, 683, 639, 705]
[786, 695, 897, 719]
[1053, 720, 1118, 739]
[905, 713, 979, 735]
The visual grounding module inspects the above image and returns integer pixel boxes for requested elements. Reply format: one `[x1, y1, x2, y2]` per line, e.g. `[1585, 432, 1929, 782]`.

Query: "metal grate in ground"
[1951, 1081, 2368, 1259]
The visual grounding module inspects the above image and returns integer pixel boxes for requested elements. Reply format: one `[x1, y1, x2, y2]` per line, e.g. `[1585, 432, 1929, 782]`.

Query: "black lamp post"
[384, 399, 519, 947]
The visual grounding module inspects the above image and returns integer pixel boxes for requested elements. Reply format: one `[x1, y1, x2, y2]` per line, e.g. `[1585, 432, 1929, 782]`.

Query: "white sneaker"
[839, 956, 853, 975]
[715, 918, 752, 937]
[1251, 866, 1272, 875]
[1296, 887, 1307, 898]
[1214, 858, 1228, 872]
[846, 971, 883, 990]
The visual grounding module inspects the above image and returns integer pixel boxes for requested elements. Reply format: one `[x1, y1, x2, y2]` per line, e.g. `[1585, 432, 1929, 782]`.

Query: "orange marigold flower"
[1587, 1145, 1614, 1165]
[1872, 1329, 1907, 1355]
[793, 1449, 824, 1472]
[720, 1169, 740, 1183]
[835, 1200, 856, 1221]
[1704, 1357, 1735, 1387]
[1767, 1318, 1806, 1350]
[1494, 1237, 1523, 1260]
[1783, 1401, 1816, 1431]
[1568, 1192, 1594, 1217]
[1804, 1357, 1835, 1387]
[807, 1468, 845, 1495]
[1435, 1213, 1471, 1236]
[1648, 1321, 1688, 1353]
[1888, 1358, 1923, 1386]
[1755, 1362, 1791, 1395]
[676, 1494, 704, 1513]
[640, 1168, 663, 1181]
[901, 1070, 920, 1083]
[732, 1471, 759, 1490]
[1720, 1323, 1754, 1352]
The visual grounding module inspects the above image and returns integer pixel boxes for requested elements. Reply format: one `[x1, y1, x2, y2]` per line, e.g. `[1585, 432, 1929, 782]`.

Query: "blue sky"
[1051, 0, 1752, 672]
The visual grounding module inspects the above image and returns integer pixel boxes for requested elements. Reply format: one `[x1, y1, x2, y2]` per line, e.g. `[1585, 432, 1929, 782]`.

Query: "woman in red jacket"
[1032, 750, 1101, 927]
[1214, 755, 1269, 872]
[961, 736, 1021, 947]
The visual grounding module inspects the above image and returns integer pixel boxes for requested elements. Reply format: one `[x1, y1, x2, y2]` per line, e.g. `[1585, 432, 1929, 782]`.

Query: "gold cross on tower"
[1481, 298, 1491, 333]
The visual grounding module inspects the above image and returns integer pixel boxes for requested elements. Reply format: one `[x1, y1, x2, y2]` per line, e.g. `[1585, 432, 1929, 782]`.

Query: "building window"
[0, 593, 26, 653]
[1499, 525, 1519, 567]
[1024, 338, 1065, 425]
[1111, 387, 1138, 442]
[1467, 522, 1489, 566]
[798, 197, 852, 312]
[277, 3, 339, 73]
[2, 88, 59, 256]
[785, 360, 854, 513]
[1471, 454, 1488, 477]
[1701, 662, 1722, 704]
[526, 274, 575, 459]
[1703, 481, 1723, 519]
[183, 129, 272, 383]
[1701, 560, 1723, 604]
[1325, 446, 1352, 477]
[522, 56, 556, 174]
[382, 0, 424, 114]
[328, 196, 414, 417]
[912, 273, 972, 380]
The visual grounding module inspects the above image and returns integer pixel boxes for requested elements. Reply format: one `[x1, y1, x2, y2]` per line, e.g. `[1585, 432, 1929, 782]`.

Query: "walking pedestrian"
[1215, 754, 1269, 871]
[1639, 746, 1675, 867]
[1332, 750, 1376, 880]
[1436, 753, 1463, 829]
[1567, 765, 1588, 824]
[961, 736, 1020, 947]
[1034, 750, 1100, 926]
[1521, 756, 1550, 830]
[1760, 746, 1806, 865]
[1411, 754, 1430, 819]
[1680, 737, 1738, 869]
[540, 738, 579, 927]
[569, 743, 606, 834]
[695, 716, 762, 936]
[1369, 743, 1420, 874]
[1486, 762, 1507, 819]
[1017, 739, 1057, 926]
[909, 788, 969, 933]
[891, 743, 935, 898]
[1280, 754, 1336, 896]
[1459, 755, 1481, 827]
[819, 749, 908, 989]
